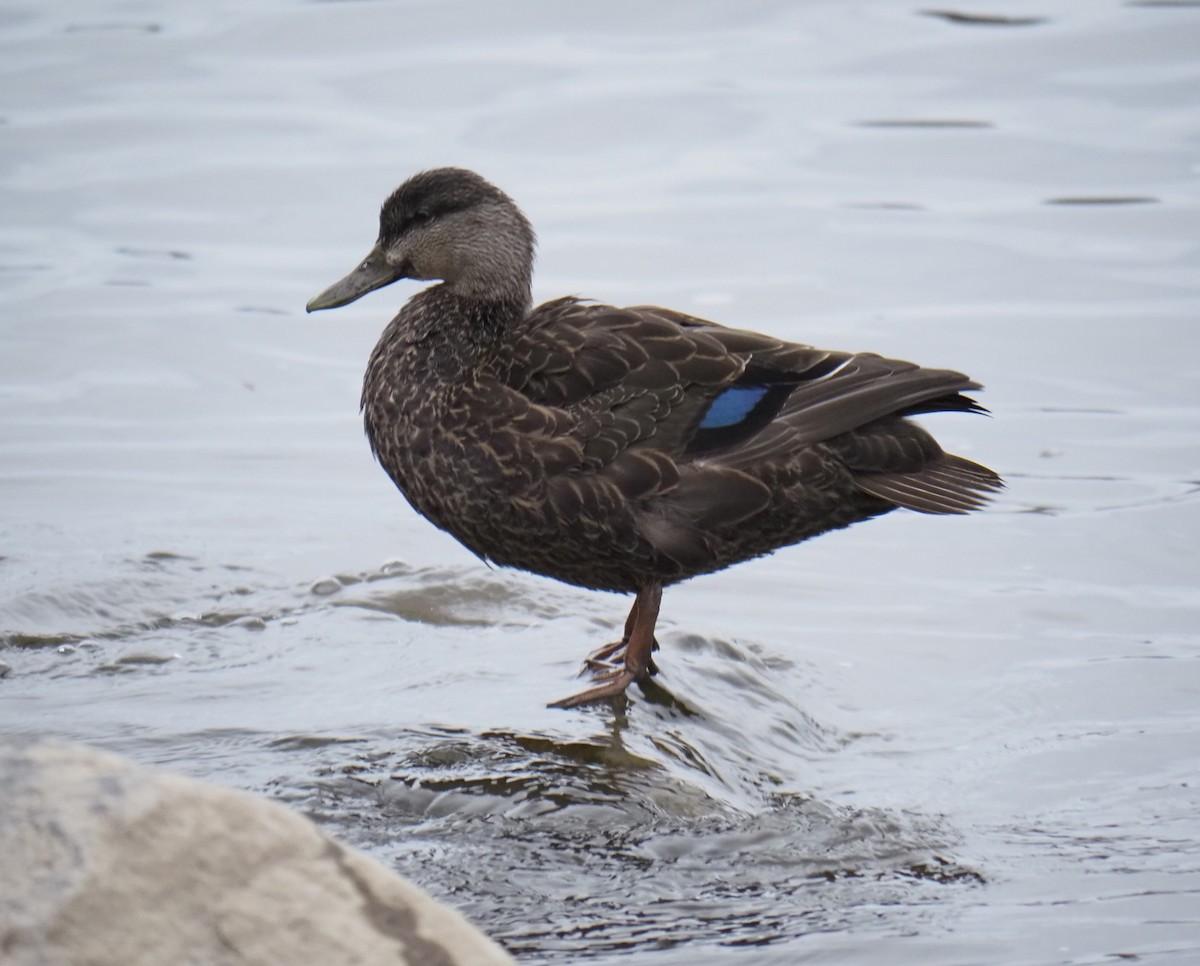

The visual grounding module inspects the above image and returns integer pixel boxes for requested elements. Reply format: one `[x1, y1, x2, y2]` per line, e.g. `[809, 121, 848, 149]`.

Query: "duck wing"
[626, 305, 1002, 515]
[503, 298, 999, 540]
[507, 297, 740, 464]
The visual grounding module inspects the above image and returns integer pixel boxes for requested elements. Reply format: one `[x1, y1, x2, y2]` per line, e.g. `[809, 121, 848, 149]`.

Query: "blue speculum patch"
[699, 385, 771, 429]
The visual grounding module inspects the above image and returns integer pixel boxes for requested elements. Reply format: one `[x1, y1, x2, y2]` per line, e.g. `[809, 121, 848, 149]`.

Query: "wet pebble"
[116, 651, 178, 666]
[310, 576, 343, 596]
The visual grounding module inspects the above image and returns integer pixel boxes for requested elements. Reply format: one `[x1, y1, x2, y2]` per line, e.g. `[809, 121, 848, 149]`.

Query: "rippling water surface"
[3, 1, 1199, 962]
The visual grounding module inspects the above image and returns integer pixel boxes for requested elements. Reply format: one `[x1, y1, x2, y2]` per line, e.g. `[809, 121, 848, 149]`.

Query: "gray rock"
[0, 736, 514, 966]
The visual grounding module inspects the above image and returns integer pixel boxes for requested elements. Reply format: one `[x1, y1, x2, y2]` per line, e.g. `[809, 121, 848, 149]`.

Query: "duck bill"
[306, 243, 404, 312]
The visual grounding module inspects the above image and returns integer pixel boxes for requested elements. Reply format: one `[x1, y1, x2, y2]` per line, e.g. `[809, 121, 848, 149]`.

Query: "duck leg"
[582, 593, 660, 674]
[548, 582, 662, 709]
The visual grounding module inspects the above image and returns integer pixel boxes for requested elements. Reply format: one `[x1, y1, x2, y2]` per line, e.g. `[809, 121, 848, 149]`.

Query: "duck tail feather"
[855, 454, 1004, 515]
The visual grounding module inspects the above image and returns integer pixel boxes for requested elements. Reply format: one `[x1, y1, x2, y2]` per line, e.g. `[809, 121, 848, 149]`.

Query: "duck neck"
[402, 283, 531, 365]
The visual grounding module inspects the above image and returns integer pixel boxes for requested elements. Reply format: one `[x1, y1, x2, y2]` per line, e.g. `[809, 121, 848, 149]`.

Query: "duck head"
[306, 167, 536, 312]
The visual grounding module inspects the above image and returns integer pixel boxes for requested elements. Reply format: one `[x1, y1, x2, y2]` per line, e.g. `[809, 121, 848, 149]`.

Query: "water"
[3, 0, 1199, 962]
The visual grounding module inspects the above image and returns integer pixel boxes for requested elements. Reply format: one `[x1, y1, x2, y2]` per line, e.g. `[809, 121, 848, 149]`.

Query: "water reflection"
[919, 10, 1050, 27]
[1043, 195, 1160, 205]
[855, 119, 993, 128]
[280, 709, 978, 959]
[93, 566, 962, 956]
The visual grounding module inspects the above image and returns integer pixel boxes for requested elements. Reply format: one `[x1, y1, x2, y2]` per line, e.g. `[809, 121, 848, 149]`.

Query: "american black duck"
[307, 167, 1002, 709]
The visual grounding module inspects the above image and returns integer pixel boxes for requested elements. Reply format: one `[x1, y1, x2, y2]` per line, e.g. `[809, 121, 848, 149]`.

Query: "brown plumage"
[307, 168, 1002, 708]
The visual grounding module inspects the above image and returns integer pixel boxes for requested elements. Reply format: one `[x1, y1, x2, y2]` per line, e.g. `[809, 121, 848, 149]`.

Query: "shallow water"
[3, 0, 1200, 962]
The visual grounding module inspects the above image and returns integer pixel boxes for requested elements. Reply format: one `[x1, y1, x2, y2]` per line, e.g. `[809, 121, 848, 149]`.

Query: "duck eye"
[410, 209, 433, 225]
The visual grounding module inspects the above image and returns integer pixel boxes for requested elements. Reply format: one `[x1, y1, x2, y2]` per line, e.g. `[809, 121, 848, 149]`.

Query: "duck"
[306, 167, 1002, 709]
